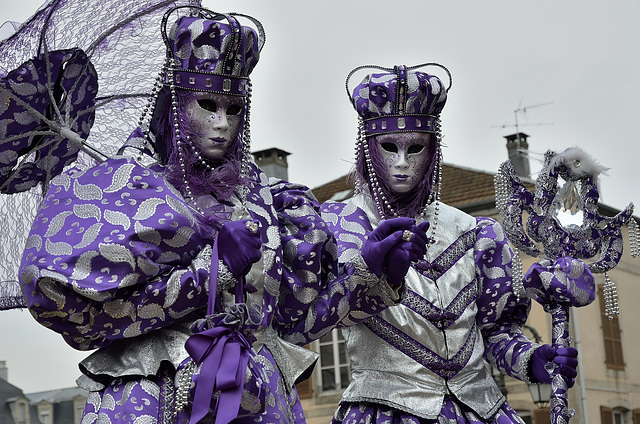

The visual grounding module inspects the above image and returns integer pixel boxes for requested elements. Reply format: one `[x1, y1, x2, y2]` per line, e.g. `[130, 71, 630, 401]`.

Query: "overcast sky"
[1, 0, 639, 394]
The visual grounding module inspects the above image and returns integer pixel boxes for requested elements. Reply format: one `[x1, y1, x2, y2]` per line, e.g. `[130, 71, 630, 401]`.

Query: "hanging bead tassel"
[493, 169, 510, 216]
[353, 119, 366, 196]
[511, 248, 526, 300]
[603, 273, 620, 320]
[627, 217, 639, 258]
[237, 80, 253, 208]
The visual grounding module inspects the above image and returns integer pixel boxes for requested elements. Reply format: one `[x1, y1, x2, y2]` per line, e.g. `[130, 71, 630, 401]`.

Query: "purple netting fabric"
[0, 0, 200, 307]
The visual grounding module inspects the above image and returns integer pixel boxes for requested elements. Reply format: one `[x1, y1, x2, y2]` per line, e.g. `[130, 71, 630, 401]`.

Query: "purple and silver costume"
[15, 8, 402, 424]
[321, 63, 564, 424]
[19, 156, 399, 423]
[323, 193, 534, 423]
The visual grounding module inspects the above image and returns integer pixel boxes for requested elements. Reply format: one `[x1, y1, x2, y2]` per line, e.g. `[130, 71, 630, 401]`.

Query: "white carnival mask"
[181, 92, 244, 162]
[372, 132, 432, 194]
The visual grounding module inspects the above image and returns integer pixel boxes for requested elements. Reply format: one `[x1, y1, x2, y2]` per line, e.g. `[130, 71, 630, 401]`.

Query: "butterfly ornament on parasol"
[0, 47, 103, 194]
[0, 0, 201, 311]
[494, 146, 639, 424]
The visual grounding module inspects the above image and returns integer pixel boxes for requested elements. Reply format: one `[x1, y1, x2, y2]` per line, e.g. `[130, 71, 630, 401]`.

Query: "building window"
[37, 402, 53, 424]
[614, 408, 629, 424]
[14, 399, 29, 424]
[598, 284, 625, 370]
[39, 411, 51, 424]
[602, 406, 632, 424]
[74, 396, 87, 424]
[76, 405, 85, 424]
[318, 329, 350, 393]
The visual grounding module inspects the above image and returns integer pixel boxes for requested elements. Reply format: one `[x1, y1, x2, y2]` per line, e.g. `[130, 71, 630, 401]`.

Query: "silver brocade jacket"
[321, 193, 538, 420]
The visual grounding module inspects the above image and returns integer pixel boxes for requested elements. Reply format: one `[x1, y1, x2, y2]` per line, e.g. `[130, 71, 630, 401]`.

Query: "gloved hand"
[362, 218, 429, 284]
[530, 344, 579, 388]
[217, 219, 262, 278]
[386, 221, 430, 286]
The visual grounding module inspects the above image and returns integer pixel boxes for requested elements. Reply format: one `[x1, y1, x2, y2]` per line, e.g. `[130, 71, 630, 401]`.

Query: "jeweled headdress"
[346, 63, 451, 219]
[134, 6, 265, 206]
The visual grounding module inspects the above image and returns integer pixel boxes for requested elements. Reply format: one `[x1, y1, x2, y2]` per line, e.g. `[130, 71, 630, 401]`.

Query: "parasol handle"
[57, 126, 107, 163]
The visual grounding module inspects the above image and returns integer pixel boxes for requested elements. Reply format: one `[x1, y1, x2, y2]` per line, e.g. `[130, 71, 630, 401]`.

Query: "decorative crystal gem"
[381, 121, 387, 130]
[398, 117, 406, 129]
[416, 119, 422, 128]
[552, 179, 584, 229]
[189, 77, 196, 85]
[223, 79, 231, 92]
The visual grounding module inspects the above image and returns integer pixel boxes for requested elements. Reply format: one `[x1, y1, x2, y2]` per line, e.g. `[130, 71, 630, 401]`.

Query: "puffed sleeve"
[19, 158, 210, 351]
[473, 217, 538, 383]
[269, 183, 402, 346]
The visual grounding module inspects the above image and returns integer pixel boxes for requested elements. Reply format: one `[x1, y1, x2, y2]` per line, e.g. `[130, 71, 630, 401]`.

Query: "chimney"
[0, 360, 7, 381]
[504, 132, 531, 179]
[252, 148, 290, 180]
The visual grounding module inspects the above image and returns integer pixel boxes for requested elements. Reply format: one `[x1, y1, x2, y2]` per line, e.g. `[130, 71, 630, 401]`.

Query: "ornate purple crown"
[162, 7, 265, 96]
[347, 63, 451, 137]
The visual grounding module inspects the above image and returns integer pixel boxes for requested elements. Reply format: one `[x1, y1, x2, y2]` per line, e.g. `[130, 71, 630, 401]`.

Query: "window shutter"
[601, 405, 613, 424]
[296, 344, 313, 399]
[296, 377, 313, 399]
[533, 408, 550, 424]
[598, 284, 625, 370]
[632, 408, 640, 424]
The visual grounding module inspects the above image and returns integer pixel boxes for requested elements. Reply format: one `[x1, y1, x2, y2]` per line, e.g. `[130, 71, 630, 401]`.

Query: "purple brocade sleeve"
[473, 217, 537, 382]
[271, 187, 397, 346]
[18, 157, 210, 350]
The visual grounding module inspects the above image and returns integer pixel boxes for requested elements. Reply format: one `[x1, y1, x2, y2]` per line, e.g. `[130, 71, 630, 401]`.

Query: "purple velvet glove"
[531, 344, 579, 387]
[363, 218, 429, 285]
[362, 217, 415, 276]
[217, 219, 262, 278]
[386, 221, 430, 286]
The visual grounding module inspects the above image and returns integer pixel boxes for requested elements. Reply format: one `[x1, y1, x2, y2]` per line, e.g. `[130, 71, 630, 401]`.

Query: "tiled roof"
[26, 386, 88, 404]
[312, 163, 507, 212]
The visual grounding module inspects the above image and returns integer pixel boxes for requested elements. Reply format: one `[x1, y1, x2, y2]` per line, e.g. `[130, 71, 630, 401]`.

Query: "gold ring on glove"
[402, 230, 415, 242]
[245, 221, 259, 235]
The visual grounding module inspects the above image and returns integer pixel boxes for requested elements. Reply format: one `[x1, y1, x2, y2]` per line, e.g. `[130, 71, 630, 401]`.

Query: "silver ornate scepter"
[494, 146, 639, 424]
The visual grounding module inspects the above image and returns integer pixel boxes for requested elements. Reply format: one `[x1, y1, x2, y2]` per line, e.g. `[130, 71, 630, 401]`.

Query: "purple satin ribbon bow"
[185, 324, 252, 424]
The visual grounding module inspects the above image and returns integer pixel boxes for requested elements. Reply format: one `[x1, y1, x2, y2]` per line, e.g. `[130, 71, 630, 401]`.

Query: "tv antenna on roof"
[492, 100, 554, 136]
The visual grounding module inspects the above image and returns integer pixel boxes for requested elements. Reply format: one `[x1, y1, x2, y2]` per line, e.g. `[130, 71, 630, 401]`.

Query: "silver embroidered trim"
[218, 259, 237, 293]
[174, 360, 197, 414]
[160, 368, 177, 424]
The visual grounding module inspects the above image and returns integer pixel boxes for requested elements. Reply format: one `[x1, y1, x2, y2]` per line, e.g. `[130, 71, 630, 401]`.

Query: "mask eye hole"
[408, 144, 425, 155]
[197, 99, 217, 112]
[227, 104, 243, 116]
[380, 142, 398, 153]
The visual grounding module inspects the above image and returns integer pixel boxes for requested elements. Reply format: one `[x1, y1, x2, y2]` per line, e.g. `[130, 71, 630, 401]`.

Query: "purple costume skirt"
[80, 347, 306, 423]
[332, 397, 525, 424]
